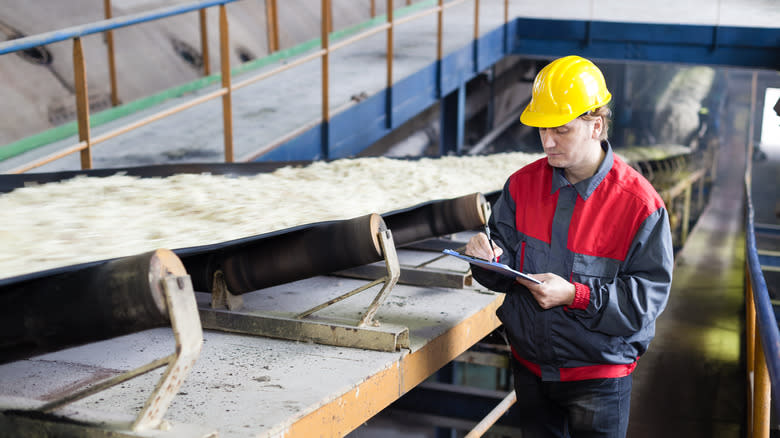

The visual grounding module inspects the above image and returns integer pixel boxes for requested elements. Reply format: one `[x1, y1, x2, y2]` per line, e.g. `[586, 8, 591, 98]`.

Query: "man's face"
[538, 117, 599, 170]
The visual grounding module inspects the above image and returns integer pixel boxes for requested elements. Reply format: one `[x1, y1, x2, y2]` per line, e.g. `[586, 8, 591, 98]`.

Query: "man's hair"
[580, 106, 612, 141]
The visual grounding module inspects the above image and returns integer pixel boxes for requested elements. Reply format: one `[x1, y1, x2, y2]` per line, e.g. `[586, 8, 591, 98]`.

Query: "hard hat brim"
[519, 94, 612, 129]
[519, 106, 580, 128]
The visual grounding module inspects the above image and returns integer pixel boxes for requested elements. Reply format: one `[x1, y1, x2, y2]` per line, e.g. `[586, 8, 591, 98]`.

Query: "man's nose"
[541, 132, 555, 148]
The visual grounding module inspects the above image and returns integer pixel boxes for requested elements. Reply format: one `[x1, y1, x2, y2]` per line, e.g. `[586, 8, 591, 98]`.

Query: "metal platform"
[0, 247, 503, 437]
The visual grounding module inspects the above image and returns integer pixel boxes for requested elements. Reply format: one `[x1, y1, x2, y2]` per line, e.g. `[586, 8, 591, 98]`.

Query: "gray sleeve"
[572, 207, 674, 336]
[470, 181, 521, 292]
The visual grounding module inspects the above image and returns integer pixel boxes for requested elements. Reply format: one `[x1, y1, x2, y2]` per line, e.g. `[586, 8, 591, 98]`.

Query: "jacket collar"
[550, 140, 613, 201]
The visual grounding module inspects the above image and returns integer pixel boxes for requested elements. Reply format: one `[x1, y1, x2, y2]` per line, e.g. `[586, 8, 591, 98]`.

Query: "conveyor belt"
[0, 162, 493, 361]
[0, 163, 493, 290]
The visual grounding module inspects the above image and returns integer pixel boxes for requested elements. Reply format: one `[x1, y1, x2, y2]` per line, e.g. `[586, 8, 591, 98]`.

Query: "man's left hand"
[516, 273, 575, 309]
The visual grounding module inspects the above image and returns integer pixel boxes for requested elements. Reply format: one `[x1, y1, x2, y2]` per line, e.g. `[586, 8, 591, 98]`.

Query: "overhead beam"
[512, 18, 780, 70]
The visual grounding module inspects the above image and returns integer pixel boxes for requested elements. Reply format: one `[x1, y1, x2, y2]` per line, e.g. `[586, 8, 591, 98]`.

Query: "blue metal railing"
[746, 178, 780, 423]
[0, 0, 239, 55]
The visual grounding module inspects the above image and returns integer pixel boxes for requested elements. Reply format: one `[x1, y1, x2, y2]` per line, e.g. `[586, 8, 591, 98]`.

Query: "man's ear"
[591, 116, 603, 140]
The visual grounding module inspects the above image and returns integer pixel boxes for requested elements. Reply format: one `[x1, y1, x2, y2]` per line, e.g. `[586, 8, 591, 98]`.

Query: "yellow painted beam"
[282, 294, 504, 437]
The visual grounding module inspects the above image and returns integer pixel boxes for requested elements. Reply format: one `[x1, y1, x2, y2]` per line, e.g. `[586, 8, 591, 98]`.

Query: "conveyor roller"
[384, 192, 488, 246]
[0, 249, 184, 364]
[183, 213, 387, 295]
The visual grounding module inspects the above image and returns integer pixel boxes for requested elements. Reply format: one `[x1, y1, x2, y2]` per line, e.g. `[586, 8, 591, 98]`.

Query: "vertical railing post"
[746, 272, 756, 436]
[219, 5, 234, 162]
[265, 0, 279, 53]
[327, 0, 334, 33]
[73, 37, 92, 170]
[436, 0, 443, 62]
[747, 72, 758, 173]
[697, 175, 705, 215]
[321, 0, 330, 159]
[370, 0, 376, 18]
[681, 184, 691, 243]
[103, 0, 119, 107]
[754, 331, 771, 438]
[746, 72, 760, 438]
[199, 8, 211, 76]
[474, 0, 480, 40]
[385, 0, 393, 129]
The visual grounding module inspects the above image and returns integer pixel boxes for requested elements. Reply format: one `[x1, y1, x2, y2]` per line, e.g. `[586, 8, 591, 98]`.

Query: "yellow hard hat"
[520, 55, 612, 128]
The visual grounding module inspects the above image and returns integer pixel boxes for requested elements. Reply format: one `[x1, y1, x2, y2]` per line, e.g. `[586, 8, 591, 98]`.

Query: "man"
[465, 55, 673, 437]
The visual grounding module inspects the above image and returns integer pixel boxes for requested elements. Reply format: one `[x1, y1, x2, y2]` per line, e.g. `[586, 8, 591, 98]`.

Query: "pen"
[484, 223, 496, 263]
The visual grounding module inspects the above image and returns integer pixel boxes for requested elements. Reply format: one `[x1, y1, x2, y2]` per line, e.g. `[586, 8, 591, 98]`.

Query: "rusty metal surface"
[199, 309, 410, 352]
[336, 263, 472, 289]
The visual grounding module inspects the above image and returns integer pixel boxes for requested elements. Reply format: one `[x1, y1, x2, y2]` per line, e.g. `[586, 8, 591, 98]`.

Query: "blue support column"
[603, 63, 630, 146]
[320, 121, 330, 160]
[385, 86, 393, 130]
[435, 362, 456, 438]
[440, 84, 465, 155]
[486, 66, 495, 133]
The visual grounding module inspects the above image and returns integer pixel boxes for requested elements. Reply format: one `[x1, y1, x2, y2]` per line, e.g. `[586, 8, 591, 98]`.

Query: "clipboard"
[442, 249, 542, 284]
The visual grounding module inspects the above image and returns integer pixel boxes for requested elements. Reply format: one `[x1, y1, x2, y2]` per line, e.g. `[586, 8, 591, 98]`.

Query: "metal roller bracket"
[31, 275, 204, 434]
[294, 229, 399, 327]
[133, 275, 203, 431]
[337, 195, 489, 288]
[199, 230, 409, 352]
[211, 269, 244, 311]
[358, 229, 400, 327]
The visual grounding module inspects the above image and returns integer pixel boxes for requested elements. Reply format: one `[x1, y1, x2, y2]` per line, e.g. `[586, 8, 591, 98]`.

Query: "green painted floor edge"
[0, 0, 435, 163]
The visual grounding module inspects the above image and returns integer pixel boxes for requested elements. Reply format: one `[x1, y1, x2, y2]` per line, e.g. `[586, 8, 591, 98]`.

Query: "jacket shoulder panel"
[509, 158, 557, 244]
[569, 156, 665, 260]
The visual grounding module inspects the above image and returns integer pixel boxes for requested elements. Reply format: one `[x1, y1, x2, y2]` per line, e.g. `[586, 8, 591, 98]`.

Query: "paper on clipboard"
[442, 249, 542, 284]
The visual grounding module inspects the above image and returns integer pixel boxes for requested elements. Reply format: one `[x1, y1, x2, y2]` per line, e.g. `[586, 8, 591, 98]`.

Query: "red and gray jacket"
[472, 142, 673, 382]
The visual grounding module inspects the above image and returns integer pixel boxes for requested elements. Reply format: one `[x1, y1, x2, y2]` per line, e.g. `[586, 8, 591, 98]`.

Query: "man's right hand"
[465, 233, 503, 261]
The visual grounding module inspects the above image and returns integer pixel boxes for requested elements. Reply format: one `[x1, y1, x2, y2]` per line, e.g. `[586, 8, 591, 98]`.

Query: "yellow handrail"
[744, 69, 773, 438]
[746, 273, 771, 438]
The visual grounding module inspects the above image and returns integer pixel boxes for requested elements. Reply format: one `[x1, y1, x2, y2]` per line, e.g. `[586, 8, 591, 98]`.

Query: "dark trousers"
[511, 359, 632, 438]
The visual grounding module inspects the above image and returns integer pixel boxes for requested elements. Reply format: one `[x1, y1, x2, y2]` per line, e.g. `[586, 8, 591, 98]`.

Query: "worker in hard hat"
[465, 55, 673, 437]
